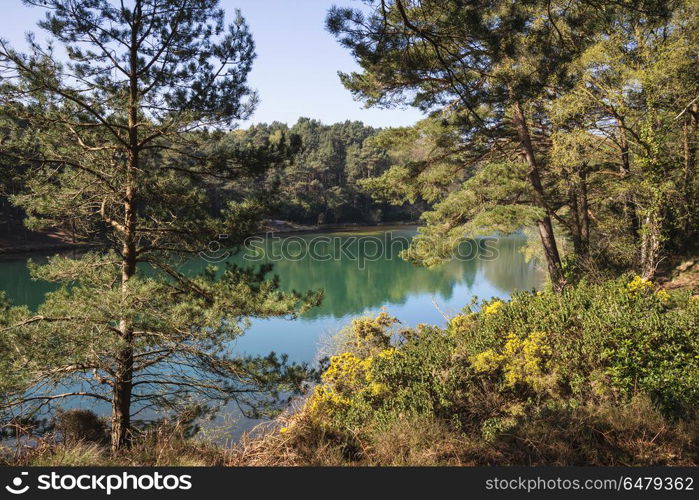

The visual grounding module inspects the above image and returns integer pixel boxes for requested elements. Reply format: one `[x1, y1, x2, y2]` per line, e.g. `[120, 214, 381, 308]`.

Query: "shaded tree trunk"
[640, 211, 661, 280]
[112, 190, 136, 451]
[512, 101, 566, 290]
[569, 165, 590, 259]
[683, 106, 697, 235]
[111, 323, 134, 451]
[616, 118, 640, 237]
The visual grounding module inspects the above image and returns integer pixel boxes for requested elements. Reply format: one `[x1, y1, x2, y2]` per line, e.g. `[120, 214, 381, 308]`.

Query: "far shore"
[0, 220, 421, 258]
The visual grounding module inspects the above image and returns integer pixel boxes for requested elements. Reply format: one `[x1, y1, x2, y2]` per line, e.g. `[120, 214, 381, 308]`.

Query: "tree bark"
[578, 166, 590, 258]
[112, 2, 140, 452]
[567, 165, 590, 259]
[683, 106, 697, 235]
[111, 328, 134, 451]
[568, 174, 583, 254]
[112, 197, 136, 451]
[512, 101, 566, 290]
[616, 118, 639, 237]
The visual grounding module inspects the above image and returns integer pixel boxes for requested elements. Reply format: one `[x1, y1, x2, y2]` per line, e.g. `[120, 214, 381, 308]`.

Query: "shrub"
[269, 276, 698, 465]
[54, 409, 107, 444]
[455, 275, 699, 418]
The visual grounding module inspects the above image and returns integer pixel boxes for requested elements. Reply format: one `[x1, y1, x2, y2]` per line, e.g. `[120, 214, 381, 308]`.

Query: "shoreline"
[0, 220, 421, 258]
[259, 219, 420, 235]
[0, 242, 97, 258]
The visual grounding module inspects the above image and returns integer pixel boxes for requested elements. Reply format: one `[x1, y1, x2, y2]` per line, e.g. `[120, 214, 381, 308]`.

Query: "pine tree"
[0, 0, 319, 450]
[327, 0, 676, 289]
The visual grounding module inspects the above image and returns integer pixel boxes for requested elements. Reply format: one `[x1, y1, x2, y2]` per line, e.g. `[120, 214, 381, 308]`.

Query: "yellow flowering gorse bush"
[627, 275, 655, 295]
[321, 351, 373, 390]
[377, 347, 397, 360]
[306, 385, 351, 421]
[471, 331, 554, 391]
[448, 313, 475, 333]
[306, 343, 402, 425]
[283, 279, 697, 458]
[626, 275, 673, 304]
[482, 300, 503, 316]
[655, 289, 670, 304]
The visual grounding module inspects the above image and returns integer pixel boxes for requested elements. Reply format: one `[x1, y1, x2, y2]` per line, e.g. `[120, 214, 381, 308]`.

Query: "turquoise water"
[0, 226, 543, 433]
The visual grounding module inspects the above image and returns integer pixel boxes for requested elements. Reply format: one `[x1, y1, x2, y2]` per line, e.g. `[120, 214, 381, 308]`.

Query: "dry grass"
[1, 423, 230, 467]
[1, 398, 695, 467]
[229, 397, 698, 466]
[363, 417, 482, 466]
[481, 398, 698, 466]
[228, 415, 350, 466]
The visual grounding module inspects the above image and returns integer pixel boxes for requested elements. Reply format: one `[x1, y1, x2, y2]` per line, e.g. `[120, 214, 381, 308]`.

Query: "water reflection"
[0, 227, 544, 364]
[0, 227, 545, 436]
[180, 228, 543, 321]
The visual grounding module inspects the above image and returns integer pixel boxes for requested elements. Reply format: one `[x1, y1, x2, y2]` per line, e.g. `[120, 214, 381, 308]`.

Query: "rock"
[677, 260, 695, 272]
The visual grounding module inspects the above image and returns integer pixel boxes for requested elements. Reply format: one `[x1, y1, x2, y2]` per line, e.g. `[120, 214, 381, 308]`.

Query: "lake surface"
[0, 226, 544, 434]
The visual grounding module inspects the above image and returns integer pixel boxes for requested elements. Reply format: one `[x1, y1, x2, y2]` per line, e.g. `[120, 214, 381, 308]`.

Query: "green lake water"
[0, 226, 544, 433]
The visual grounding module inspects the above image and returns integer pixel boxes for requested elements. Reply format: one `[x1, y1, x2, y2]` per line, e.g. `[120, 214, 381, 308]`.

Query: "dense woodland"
[0, 0, 697, 466]
[1, 118, 415, 245]
[208, 118, 418, 225]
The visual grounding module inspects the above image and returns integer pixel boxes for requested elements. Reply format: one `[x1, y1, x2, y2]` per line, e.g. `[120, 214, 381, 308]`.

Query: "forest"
[208, 118, 418, 225]
[1, 117, 414, 249]
[0, 0, 697, 467]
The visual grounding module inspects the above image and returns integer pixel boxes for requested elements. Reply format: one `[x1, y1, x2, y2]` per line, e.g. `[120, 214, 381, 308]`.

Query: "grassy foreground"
[2, 275, 697, 466]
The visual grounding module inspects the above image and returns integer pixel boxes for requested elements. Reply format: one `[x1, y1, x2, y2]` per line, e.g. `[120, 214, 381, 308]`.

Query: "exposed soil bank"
[657, 256, 699, 293]
[0, 228, 94, 256]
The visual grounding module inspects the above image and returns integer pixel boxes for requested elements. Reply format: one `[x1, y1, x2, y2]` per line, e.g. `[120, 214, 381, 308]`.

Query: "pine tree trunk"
[112, 162, 136, 452]
[512, 101, 566, 290]
[111, 8, 140, 452]
[568, 166, 590, 259]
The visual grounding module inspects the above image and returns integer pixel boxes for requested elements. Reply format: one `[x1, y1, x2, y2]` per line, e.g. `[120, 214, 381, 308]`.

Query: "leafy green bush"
[278, 276, 698, 465]
[453, 275, 699, 418]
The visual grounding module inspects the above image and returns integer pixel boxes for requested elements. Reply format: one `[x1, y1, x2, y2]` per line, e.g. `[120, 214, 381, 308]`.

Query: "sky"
[0, 0, 424, 128]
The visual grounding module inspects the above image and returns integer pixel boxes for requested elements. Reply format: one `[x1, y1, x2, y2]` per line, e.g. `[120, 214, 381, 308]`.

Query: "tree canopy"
[327, 0, 697, 283]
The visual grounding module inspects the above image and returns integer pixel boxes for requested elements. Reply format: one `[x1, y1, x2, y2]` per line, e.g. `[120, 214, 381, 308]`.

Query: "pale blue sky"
[0, 0, 424, 128]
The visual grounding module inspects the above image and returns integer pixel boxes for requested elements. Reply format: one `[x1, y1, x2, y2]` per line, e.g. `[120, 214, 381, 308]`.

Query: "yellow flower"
[378, 348, 397, 360]
[470, 331, 553, 391]
[279, 427, 288, 434]
[471, 348, 505, 372]
[306, 385, 351, 419]
[483, 300, 503, 317]
[321, 352, 372, 389]
[655, 289, 670, 304]
[627, 275, 655, 296]
[368, 382, 389, 396]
